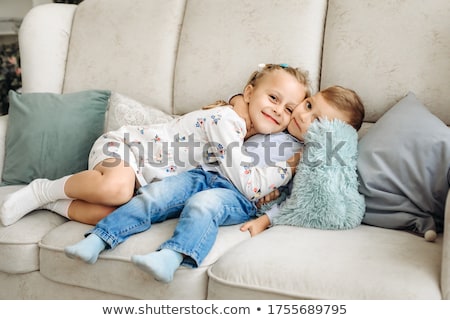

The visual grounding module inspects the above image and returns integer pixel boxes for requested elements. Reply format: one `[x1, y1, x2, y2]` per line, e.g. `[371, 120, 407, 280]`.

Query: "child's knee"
[97, 180, 134, 205]
[185, 191, 223, 213]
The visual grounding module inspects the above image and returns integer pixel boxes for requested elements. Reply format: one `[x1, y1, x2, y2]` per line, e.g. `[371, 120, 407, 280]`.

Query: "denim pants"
[88, 168, 257, 267]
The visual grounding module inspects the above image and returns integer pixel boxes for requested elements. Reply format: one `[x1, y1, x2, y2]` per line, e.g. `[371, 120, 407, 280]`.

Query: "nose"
[272, 104, 284, 115]
[298, 111, 312, 124]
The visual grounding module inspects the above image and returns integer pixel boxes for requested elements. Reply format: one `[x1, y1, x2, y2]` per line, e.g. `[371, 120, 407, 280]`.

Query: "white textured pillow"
[105, 92, 174, 132]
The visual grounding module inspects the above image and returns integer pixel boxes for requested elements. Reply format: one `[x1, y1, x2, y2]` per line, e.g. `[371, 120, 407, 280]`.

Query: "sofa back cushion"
[62, 0, 186, 115]
[62, 0, 327, 116]
[173, 0, 327, 115]
[320, 0, 450, 126]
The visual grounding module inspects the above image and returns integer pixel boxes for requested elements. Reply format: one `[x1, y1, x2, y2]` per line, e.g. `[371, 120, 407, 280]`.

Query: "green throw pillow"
[2, 90, 110, 185]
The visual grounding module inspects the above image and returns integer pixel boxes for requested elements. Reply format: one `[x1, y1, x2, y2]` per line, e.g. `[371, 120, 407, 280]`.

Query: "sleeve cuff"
[265, 204, 281, 225]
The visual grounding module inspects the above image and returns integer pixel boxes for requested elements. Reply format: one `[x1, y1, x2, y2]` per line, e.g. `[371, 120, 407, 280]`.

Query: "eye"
[285, 106, 294, 114]
[305, 101, 312, 110]
[269, 94, 278, 102]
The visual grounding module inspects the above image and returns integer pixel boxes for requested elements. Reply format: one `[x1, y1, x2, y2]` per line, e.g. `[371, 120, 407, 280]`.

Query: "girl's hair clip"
[257, 63, 289, 72]
[257, 63, 266, 72]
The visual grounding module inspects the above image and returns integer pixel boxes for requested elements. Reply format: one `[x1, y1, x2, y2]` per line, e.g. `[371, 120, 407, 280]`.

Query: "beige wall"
[0, 0, 52, 43]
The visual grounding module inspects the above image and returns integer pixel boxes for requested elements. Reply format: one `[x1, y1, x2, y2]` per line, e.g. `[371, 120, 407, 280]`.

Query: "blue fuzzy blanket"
[272, 119, 365, 230]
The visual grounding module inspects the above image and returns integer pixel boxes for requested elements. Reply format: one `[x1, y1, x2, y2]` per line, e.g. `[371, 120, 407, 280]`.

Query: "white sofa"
[0, 0, 449, 300]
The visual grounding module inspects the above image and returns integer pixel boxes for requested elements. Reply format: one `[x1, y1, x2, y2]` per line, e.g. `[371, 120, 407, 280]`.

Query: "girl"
[64, 85, 364, 283]
[241, 85, 365, 236]
[0, 64, 309, 226]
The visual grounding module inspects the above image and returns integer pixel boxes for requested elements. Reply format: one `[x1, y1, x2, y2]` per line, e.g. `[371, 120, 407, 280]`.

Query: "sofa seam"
[206, 266, 320, 300]
[171, 0, 188, 115]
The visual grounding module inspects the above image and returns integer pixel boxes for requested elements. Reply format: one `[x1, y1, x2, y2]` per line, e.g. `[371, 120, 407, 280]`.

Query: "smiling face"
[288, 92, 352, 141]
[243, 69, 307, 135]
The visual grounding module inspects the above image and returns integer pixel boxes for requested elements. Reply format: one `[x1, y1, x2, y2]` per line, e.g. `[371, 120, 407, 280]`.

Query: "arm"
[241, 187, 291, 236]
[287, 152, 301, 174]
[240, 214, 271, 237]
[229, 94, 251, 132]
[256, 188, 281, 208]
[204, 108, 293, 201]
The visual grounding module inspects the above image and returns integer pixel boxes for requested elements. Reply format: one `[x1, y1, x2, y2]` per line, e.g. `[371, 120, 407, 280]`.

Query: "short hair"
[320, 85, 365, 130]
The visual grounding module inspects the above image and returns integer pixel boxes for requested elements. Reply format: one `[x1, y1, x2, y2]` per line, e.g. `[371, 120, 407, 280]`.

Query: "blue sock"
[131, 249, 183, 283]
[64, 234, 107, 264]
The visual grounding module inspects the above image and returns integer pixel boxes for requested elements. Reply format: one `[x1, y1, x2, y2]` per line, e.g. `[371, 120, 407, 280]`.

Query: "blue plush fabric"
[273, 119, 365, 230]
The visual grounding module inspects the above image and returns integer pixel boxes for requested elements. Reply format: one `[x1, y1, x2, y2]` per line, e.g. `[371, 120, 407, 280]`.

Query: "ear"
[243, 84, 253, 103]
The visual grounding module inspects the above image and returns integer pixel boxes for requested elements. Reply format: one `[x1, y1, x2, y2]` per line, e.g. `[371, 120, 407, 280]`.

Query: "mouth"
[293, 117, 302, 132]
[262, 112, 279, 125]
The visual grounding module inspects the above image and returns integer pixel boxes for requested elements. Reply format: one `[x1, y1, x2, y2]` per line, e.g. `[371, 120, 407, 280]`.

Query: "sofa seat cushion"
[207, 225, 442, 299]
[0, 185, 68, 273]
[0, 271, 131, 299]
[39, 220, 250, 300]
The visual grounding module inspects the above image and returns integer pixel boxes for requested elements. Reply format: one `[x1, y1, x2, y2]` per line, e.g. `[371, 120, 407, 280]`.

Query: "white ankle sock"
[0, 175, 73, 226]
[40, 200, 72, 219]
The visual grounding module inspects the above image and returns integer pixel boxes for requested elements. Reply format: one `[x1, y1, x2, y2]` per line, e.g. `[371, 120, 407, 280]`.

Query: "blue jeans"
[88, 168, 257, 267]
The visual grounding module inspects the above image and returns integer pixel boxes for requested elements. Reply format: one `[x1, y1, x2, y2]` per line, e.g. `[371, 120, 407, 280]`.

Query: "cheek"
[303, 122, 312, 132]
[248, 106, 259, 121]
[280, 113, 291, 127]
[288, 122, 300, 139]
[249, 101, 264, 115]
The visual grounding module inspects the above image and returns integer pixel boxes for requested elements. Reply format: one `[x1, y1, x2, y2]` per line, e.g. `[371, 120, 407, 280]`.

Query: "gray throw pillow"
[358, 92, 450, 235]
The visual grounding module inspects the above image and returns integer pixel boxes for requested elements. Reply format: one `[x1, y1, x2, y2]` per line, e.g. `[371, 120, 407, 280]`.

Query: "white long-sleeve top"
[243, 132, 303, 222]
[89, 106, 292, 201]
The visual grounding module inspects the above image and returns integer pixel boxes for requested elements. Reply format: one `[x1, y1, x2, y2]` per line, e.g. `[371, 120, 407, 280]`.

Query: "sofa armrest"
[0, 115, 8, 180]
[18, 4, 77, 93]
[441, 189, 450, 299]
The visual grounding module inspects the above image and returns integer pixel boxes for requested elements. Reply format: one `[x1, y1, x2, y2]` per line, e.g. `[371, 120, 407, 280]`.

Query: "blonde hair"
[203, 63, 311, 109]
[245, 63, 311, 98]
[320, 85, 365, 130]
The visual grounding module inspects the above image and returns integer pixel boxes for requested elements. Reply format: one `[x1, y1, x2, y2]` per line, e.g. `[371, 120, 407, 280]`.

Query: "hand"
[201, 100, 228, 109]
[287, 152, 301, 174]
[256, 189, 280, 208]
[240, 214, 271, 237]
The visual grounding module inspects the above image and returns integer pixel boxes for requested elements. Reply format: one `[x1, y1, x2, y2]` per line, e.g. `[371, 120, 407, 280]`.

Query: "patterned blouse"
[89, 106, 292, 200]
